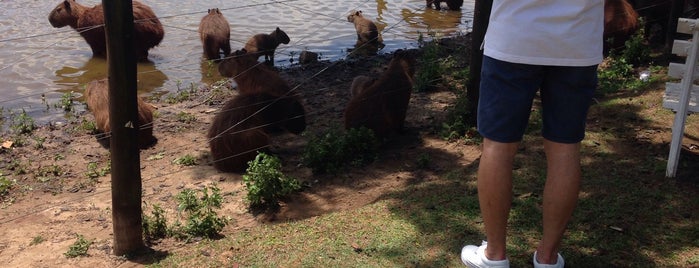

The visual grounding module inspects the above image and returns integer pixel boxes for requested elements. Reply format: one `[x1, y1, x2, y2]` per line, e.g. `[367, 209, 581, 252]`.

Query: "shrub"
[172, 185, 228, 239]
[0, 174, 13, 197]
[142, 203, 168, 241]
[11, 109, 35, 135]
[173, 154, 198, 166]
[302, 127, 379, 174]
[244, 152, 301, 210]
[64, 234, 91, 258]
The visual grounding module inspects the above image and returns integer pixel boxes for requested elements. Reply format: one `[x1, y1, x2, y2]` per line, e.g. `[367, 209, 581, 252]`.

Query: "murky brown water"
[0, 0, 473, 130]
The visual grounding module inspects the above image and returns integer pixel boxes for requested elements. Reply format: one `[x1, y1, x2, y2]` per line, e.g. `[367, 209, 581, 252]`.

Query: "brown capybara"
[218, 49, 293, 96]
[48, 0, 164, 61]
[426, 0, 464, 10]
[347, 10, 381, 45]
[207, 93, 306, 173]
[603, 0, 639, 53]
[84, 78, 157, 149]
[349, 75, 376, 97]
[198, 8, 231, 61]
[243, 27, 290, 65]
[344, 49, 416, 140]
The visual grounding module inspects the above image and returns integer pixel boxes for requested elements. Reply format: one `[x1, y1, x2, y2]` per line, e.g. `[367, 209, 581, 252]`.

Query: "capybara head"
[347, 10, 363, 22]
[218, 49, 259, 77]
[48, 0, 81, 28]
[272, 27, 290, 45]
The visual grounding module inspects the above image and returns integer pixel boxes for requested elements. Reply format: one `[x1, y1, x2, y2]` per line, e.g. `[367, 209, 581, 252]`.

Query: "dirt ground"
[0, 35, 478, 267]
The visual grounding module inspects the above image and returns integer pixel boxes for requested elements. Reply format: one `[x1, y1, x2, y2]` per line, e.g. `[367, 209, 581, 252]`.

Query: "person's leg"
[535, 140, 581, 264]
[477, 138, 518, 260]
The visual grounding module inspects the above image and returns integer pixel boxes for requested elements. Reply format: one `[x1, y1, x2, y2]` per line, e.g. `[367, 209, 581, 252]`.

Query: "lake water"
[0, 0, 474, 131]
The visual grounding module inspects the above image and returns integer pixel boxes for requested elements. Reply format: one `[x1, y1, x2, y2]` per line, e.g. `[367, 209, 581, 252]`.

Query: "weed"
[33, 136, 46, 149]
[10, 109, 35, 135]
[619, 18, 651, 67]
[173, 185, 228, 239]
[302, 126, 379, 174]
[165, 81, 197, 104]
[54, 91, 74, 112]
[86, 162, 110, 179]
[0, 174, 13, 196]
[173, 154, 198, 166]
[176, 112, 196, 124]
[29, 235, 45, 246]
[143, 203, 168, 241]
[440, 90, 477, 141]
[80, 118, 97, 134]
[243, 152, 301, 210]
[415, 153, 431, 169]
[8, 160, 27, 175]
[64, 234, 91, 258]
[37, 165, 63, 183]
[415, 35, 442, 92]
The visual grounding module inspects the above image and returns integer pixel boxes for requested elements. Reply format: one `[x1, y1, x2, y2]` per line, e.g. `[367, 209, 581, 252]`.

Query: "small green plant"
[37, 165, 63, 183]
[10, 109, 35, 134]
[619, 18, 651, 67]
[244, 152, 301, 210]
[415, 37, 443, 92]
[0, 174, 13, 197]
[143, 203, 169, 241]
[173, 154, 198, 166]
[64, 234, 91, 258]
[415, 153, 431, 169]
[33, 136, 46, 149]
[86, 162, 110, 179]
[172, 185, 228, 239]
[302, 127, 379, 174]
[176, 112, 196, 124]
[30, 235, 45, 246]
[54, 91, 74, 112]
[165, 81, 197, 104]
[80, 118, 97, 134]
[440, 91, 479, 141]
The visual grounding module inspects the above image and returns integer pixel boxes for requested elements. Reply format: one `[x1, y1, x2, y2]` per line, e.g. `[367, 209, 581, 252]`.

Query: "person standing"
[461, 1, 604, 268]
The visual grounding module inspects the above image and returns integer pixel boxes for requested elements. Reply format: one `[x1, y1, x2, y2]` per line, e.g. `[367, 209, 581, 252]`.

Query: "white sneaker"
[533, 251, 564, 268]
[460, 241, 510, 268]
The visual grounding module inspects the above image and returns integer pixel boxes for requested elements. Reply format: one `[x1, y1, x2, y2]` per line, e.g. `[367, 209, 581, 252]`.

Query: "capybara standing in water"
[48, 0, 164, 61]
[198, 8, 231, 61]
[344, 49, 416, 140]
[207, 93, 306, 173]
[84, 78, 157, 149]
[347, 10, 381, 46]
[243, 27, 290, 65]
[603, 0, 639, 53]
[426, 0, 464, 10]
[218, 49, 293, 96]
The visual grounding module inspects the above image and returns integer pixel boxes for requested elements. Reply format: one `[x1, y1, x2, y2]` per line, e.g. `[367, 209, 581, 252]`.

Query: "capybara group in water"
[48, 0, 164, 61]
[243, 27, 291, 65]
[347, 10, 381, 46]
[426, 0, 464, 10]
[84, 78, 157, 149]
[344, 50, 416, 140]
[198, 8, 231, 61]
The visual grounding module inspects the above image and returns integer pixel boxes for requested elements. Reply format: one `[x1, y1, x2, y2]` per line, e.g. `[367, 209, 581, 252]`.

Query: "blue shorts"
[477, 56, 597, 144]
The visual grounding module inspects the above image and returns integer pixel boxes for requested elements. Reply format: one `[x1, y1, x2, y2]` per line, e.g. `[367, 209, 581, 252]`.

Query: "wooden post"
[466, 0, 492, 125]
[102, 0, 145, 255]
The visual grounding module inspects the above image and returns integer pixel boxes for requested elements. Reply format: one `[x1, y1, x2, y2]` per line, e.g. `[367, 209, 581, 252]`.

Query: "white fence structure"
[664, 18, 699, 178]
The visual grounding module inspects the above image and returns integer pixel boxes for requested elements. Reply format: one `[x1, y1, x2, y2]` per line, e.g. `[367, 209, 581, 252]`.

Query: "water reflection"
[200, 59, 225, 85]
[400, 7, 464, 37]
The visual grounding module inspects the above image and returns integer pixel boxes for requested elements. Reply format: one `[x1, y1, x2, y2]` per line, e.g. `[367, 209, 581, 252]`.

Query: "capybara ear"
[63, 0, 72, 11]
[239, 48, 247, 55]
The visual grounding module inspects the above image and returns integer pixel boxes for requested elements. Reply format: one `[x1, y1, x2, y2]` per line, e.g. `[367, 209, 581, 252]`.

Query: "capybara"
[207, 93, 306, 173]
[243, 27, 290, 65]
[84, 78, 157, 149]
[349, 75, 376, 97]
[347, 10, 381, 45]
[604, 0, 639, 53]
[218, 49, 293, 96]
[198, 8, 231, 61]
[344, 49, 416, 140]
[48, 0, 164, 61]
[426, 0, 464, 10]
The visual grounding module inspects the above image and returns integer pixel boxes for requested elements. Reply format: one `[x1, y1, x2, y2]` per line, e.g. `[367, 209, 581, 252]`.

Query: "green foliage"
[29, 235, 45, 246]
[86, 161, 110, 179]
[172, 185, 228, 239]
[619, 18, 651, 67]
[37, 165, 63, 182]
[599, 19, 655, 94]
[302, 127, 379, 174]
[440, 91, 479, 142]
[80, 118, 97, 134]
[415, 153, 431, 169]
[11, 109, 35, 135]
[173, 154, 198, 166]
[165, 81, 197, 104]
[55, 91, 74, 112]
[415, 35, 442, 92]
[243, 152, 302, 209]
[143, 203, 168, 241]
[64, 234, 91, 258]
[0, 174, 13, 197]
[176, 112, 196, 124]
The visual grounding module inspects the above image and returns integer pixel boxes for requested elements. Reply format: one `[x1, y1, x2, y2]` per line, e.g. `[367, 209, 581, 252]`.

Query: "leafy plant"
[64, 234, 91, 258]
[55, 91, 74, 112]
[176, 112, 196, 123]
[29, 235, 45, 246]
[10, 109, 35, 135]
[243, 152, 301, 209]
[440, 90, 477, 141]
[416, 153, 431, 169]
[172, 185, 228, 239]
[143, 203, 168, 241]
[302, 127, 379, 174]
[0, 174, 13, 197]
[415, 35, 443, 92]
[86, 161, 110, 179]
[173, 154, 198, 166]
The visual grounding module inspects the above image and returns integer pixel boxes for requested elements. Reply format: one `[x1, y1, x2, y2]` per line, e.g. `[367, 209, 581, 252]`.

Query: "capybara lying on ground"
[426, 0, 464, 10]
[604, 0, 639, 53]
[48, 0, 164, 61]
[218, 49, 293, 96]
[207, 93, 306, 173]
[243, 27, 290, 65]
[198, 8, 231, 61]
[347, 10, 381, 46]
[84, 78, 157, 149]
[344, 50, 416, 140]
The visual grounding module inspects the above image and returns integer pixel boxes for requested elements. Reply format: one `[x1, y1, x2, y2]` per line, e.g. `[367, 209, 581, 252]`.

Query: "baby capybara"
[426, 0, 464, 10]
[243, 27, 290, 65]
[218, 49, 293, 96]
[84, 78, 157, 149]
[198, 8, 231, 61]
[48, 0, 164, 61]
[207, 93, 306, 173]
[347, 10, 380, 45]
[344, 49, 416, 140]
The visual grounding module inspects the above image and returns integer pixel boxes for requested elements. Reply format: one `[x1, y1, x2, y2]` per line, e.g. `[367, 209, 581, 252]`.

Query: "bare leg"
[477, 137, 518, 261]
[536, 139, 582, 264]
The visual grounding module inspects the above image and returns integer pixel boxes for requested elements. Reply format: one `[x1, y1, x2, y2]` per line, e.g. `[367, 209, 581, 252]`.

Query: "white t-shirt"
[483, 0, 604, 66]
